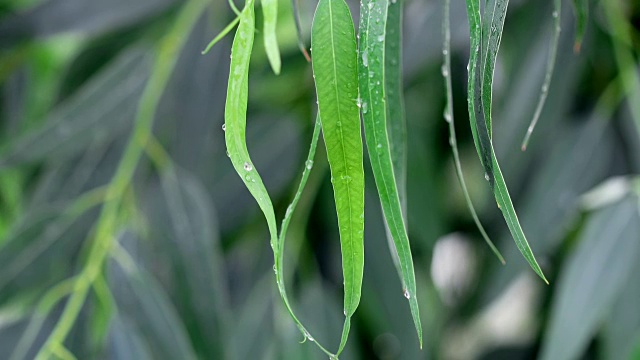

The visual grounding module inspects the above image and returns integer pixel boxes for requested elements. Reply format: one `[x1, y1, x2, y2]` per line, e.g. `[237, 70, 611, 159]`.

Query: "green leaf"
[521, 0, 562, 151]
[479, 0, 510, 137]
[603, 257, 640, 360]
[311, 0, 364, 353]
[443, 0, 504, 264]
[385, 0, 406, 214]
[108, 240, 198, 360]
[225, 1, 333, 356]
[0, 47, 151, 169]
[159, 167, 229, 358]
[540, 196, 640, 360]
[358, 0, 422, 347]
[383, 0, 406, 274]
[262, 0, 281, 74]
[571, 0, 588, 52]
[107, 316, 153, 360]
[465, 0, 548, 283]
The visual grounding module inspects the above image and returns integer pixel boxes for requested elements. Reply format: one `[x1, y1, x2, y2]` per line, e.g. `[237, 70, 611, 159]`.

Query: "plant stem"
[33, 0, 207, 357]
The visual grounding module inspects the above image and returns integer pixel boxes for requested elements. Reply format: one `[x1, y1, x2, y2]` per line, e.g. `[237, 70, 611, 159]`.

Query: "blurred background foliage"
[0, 0, 639, 359]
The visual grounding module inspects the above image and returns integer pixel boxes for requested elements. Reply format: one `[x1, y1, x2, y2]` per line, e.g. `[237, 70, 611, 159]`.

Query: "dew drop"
[377, 35, 384, 42]
[362, 102, 368, 113]
[403, 289, 411, 299]
[377, 143, 382, 149]
[484, 172, 490, 181]
[244, 162, 253, 171]
[552, 10, 558, 18]
[442, 49, 448, 56]
[222, 123, 226, 131]
[362, 51, 369, 67]
[305, 160, 314, 169]
[226, 151, 230, 158]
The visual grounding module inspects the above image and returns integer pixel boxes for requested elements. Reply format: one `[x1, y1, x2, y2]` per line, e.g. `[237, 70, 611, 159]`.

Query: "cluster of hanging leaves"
[3, 0, 638, 357]
[213, 0, 596, 355]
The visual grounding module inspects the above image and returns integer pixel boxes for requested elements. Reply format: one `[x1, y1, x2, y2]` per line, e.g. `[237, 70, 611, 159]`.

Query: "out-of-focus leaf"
[571, 0, 588, 52]
[262, 0, 281, 74]
[0, 208, 95, 303]
[157, 166, 228, 358]
[602, 257, 640, 360]
[106, 316, 153, 360]
[540, 196, 640, 360]
[520, 0, 561, 150]
[0, 0, 176, 48]
[108, 236, 198, 360]
[0, 47, 151, 168]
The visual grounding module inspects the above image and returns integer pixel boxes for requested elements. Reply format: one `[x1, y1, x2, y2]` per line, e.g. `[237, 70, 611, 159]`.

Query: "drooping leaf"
[382, 0, 406, 274]
[540, 196, 640, 360]
[443, 0, 504, 264]
[521, 0, 562, 151]
[224, 1, 332, 355]
[465, 0, 547, 283]
[262, 0, 281, 74]
[359, 0, 422, 347]
[311, 0, 365, 353]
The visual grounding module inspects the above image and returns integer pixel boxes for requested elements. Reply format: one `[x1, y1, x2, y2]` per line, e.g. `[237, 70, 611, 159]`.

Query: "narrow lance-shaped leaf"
[311, 0, 365, 354]
[225, 1, 334, 356]
[479, 0, 509, 137]
[571, 0, 588, 52]
[443, 0, 505, 263]
[465, 0, 548, 282]
[383, 0, 406, 274]
[359, 0, 422, 347]
[262, 0, 281, 74]
[521, 0, 562, 151]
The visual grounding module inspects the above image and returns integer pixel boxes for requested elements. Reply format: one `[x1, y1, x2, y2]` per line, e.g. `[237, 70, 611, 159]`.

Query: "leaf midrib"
[327, 0, 356, 314]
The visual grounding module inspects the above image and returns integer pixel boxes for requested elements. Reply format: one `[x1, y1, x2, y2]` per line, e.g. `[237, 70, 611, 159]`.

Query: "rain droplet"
[403, 289, 411, 299]
[305, 160, 314, 169]
[442, 49, 448, 56]
[441, 64, 449, 77]
[362, 102, 368, 113]
[222, 124, 226, 131]
[226, 151, 230, 157]
[377, 143, 382, 149]
[244, 162, 253, 171]
[552, 10, 558, 18]
[356, 97, 362, 108]
[377, 35, 384, 42]
[484, 172, 490, 181]
[444, 110, 452, 123]
[362, 51, 369, 67]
